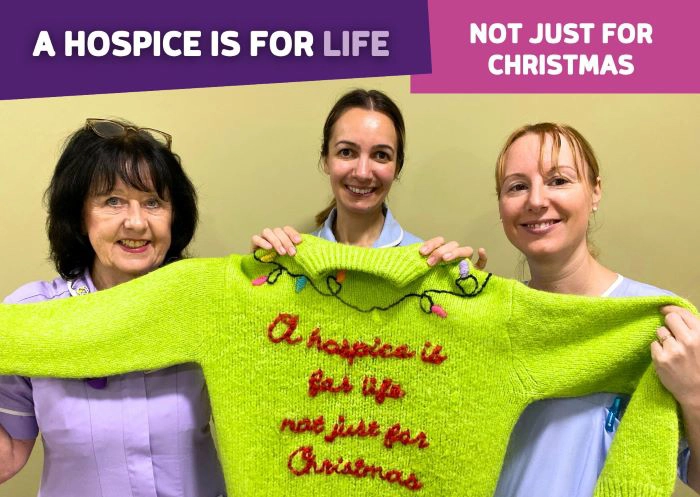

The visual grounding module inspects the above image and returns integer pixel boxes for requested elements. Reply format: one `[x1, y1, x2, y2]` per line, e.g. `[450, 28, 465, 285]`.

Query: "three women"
[2, 90, 698, 496]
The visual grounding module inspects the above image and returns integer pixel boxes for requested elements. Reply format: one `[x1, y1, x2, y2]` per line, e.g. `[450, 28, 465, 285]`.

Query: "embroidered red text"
[280, 415, 325, 435]
[420, 341, 448, 365]
[287, 445, 423, 491]
[307, 328, 415, 365]
[362, 376, 406, 404]
[324, 415, 381, 443]
[308, 369, 353, 398]
[383, 423, 430, 449]
[268, 313, 303, 345]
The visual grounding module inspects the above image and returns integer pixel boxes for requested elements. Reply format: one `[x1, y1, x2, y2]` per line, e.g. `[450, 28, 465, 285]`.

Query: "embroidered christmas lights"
[251, 251, 492, 319]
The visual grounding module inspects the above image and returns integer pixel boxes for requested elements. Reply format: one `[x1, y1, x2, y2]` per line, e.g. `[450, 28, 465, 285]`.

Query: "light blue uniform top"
[311, 207, 421, 248]
[494, 275, 688, 497]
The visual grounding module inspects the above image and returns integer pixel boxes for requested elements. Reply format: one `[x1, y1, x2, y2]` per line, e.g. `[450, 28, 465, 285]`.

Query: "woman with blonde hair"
[492, 122, 700, 495]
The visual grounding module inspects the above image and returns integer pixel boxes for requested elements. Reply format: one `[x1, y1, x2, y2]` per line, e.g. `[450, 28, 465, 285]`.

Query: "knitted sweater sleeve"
[507, 280, 696, 496]
[0, 257, 229, 378]
[506, 280, 693, 397]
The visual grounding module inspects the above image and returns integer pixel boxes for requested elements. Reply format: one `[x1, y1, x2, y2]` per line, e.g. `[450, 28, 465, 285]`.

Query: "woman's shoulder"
[3, 275, 72, 304]
[611, 276, 674, 298]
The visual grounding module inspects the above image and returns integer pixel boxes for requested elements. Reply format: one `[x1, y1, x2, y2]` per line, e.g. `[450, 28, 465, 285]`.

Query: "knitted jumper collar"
[288, 235, 463, 287]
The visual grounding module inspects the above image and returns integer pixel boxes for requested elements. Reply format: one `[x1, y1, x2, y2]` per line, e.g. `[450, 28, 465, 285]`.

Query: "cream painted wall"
[0, 77, 698, 495]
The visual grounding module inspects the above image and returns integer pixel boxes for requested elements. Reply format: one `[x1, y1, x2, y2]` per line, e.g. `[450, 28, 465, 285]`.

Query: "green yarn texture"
[0, 235, 693, 497]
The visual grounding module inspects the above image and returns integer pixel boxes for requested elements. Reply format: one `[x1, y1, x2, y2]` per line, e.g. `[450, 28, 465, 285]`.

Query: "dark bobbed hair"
[315, 89, 406, 226]
[46, 120, 198, 280]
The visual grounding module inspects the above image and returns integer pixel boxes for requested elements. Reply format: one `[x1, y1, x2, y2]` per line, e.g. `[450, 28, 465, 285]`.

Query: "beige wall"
[0, 77, 698, 495]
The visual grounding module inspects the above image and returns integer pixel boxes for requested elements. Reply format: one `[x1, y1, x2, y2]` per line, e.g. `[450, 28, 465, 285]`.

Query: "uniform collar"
[315, 206, 405, 249]
[66, 270, 98, 297]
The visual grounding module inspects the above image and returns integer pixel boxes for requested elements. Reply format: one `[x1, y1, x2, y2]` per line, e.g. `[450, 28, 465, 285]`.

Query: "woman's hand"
[251, 229, 489, 270]
[651, 305, 700, 492]
[419, 237, 488, 269]
[0, 425, 34, 483]
[651, 305, 700, 408]
[251, 226, 303, 256]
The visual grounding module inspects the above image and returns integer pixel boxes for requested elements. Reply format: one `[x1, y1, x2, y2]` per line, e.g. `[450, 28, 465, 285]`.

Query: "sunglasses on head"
[85, 118, 172, 150]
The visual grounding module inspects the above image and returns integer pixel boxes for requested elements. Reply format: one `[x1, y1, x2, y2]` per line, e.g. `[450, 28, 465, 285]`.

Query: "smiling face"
[84, 177, 173, 289]
[323, 108, 398, 217]
[498, 132, 601, 263]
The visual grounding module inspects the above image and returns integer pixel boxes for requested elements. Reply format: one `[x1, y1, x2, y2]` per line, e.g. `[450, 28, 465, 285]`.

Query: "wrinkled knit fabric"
[0, 236, 693, 497]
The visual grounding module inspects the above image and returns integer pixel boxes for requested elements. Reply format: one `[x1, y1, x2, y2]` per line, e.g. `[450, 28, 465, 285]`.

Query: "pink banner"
[411, 0, 699, 93]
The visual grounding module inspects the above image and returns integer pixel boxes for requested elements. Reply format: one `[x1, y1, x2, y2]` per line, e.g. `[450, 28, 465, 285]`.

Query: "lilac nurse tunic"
[0, 272, 226, 497]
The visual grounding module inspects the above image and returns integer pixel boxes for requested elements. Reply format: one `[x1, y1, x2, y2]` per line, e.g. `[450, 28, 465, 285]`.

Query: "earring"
[592, 207, 598, 212]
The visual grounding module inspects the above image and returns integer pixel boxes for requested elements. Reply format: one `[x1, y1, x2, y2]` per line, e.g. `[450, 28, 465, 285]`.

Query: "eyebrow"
[501, 172, 527, 183]
[548, 164, 576, 171]
[502, 164, 579, 183]
[543, 164, 578, 177]
[334, 140, 395, 152]
[93, 187, 162, 197]
[92, 188, 126, 196]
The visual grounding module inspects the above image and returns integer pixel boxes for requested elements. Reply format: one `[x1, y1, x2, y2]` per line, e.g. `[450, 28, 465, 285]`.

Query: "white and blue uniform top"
[311, 207, 421, 248]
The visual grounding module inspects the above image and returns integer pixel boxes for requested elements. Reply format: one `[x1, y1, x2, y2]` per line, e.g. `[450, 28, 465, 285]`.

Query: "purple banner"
[412, 0, 700, 93]
[0, 0, 431, 99]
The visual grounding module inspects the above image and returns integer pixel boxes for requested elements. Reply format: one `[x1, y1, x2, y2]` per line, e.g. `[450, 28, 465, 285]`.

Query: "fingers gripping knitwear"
[0, 235, 694, 497]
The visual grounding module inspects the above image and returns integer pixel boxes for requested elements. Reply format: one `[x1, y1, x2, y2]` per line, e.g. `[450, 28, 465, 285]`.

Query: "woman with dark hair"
[0, 119, 225, 496]
[252, 89, 487, 266]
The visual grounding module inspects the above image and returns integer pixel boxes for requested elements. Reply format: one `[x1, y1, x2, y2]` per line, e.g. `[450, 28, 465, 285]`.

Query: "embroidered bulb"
[459, 260, 469, 278]
[261, 253, 277, 263]
[295, 276, 308, 293]
[336, 270, 346, 283]
[252, 275, 268, 286]
[430, 305, 447, 318]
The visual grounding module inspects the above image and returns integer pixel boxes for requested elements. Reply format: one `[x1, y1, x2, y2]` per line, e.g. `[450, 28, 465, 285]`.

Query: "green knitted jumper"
[0, 236, 693, 496]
